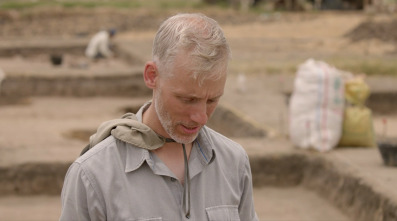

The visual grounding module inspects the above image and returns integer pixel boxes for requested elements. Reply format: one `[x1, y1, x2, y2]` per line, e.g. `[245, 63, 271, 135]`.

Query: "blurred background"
[1, 0, 397, 220]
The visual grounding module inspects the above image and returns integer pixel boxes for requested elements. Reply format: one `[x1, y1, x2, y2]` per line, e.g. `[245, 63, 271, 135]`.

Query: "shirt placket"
[165, 176, 193, 219]
[148, 142, 210, 220]
[149, 151, 191, 218]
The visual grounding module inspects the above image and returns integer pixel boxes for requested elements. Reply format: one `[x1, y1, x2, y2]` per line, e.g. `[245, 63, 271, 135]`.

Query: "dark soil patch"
[344, 18, 397, 43]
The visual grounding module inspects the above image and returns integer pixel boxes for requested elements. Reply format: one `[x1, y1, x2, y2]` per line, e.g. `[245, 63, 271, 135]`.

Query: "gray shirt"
[60, 104, 258, 221]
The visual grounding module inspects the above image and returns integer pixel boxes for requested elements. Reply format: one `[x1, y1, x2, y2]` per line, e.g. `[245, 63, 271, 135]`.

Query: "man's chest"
[101, 162, 241, 221]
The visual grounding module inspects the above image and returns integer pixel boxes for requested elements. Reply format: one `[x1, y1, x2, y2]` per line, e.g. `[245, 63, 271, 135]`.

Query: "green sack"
[338, 105, 376, 147]
[344, 76, 370, 106]
[338, 76, 376, 147]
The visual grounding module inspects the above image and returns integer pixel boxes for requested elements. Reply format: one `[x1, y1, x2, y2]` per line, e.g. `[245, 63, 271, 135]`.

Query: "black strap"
[182, 143, 191, 218]
[164, 137, 176, 143]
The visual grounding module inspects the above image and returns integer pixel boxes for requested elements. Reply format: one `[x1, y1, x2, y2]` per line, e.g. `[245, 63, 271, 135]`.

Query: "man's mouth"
[181, 124, 201, 134]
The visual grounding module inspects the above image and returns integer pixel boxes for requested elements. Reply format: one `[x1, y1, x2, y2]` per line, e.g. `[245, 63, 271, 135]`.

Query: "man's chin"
[172, 133, 198, 144]
[170, 125, 201, 143]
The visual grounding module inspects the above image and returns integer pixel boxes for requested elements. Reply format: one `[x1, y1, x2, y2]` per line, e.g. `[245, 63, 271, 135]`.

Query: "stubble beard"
[154, 90, 198, 144]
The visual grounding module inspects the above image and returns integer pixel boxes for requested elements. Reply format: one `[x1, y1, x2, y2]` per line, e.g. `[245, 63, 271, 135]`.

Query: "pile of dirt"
[4, 5, 396, 45]
[0, 7, 260, 38]
[0, 7, 167, 37]
[344, 18, 397, 43]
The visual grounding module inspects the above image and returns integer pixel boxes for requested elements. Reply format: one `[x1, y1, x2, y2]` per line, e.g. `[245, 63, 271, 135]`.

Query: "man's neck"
[153, 142, 192, 184]
[142, 103, 169, 139]
[142, 103, 193, 183]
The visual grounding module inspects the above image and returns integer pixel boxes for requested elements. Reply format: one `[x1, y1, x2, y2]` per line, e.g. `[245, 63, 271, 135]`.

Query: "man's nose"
[190, 104, 208, 125]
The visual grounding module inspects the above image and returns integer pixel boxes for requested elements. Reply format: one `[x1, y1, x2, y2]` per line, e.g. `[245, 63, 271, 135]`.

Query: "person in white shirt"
[60, 13, 258, 221]
[85, 29, 116, 60]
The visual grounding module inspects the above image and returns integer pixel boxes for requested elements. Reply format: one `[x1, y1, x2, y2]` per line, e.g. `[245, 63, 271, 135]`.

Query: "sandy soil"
[2, 10, 397, 139]
[0, 187, 351, 221]
[1, 7, 397, 221]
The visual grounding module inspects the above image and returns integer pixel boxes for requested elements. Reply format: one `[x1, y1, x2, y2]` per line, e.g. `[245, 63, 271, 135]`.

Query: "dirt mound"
[0, 7, 260, 38]
[344, 18, 397, 43]
[0, 8, 168, 38]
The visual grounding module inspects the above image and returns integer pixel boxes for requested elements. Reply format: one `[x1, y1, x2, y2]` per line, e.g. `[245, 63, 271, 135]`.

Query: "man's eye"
[207, 98, 218, 104]
[181, 97, 196, 103]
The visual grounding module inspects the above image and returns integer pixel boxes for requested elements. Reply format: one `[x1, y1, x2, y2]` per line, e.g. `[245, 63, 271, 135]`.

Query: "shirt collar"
[194, 126, 215, 165]
[124, 101, 216, 173]
[125, 101, 152, 173]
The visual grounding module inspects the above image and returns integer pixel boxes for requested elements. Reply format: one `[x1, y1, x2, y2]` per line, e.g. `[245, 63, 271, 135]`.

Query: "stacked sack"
[289, 59, 345, 152]
[289, 59, 376, 152]
[337, 75, 376, 147]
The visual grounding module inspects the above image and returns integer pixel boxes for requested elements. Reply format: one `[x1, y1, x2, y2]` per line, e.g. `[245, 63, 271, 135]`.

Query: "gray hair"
[152, 13, 231, 83]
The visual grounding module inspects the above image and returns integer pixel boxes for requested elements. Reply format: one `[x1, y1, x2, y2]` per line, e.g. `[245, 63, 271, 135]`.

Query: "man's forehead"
[168, 74, 226, 98]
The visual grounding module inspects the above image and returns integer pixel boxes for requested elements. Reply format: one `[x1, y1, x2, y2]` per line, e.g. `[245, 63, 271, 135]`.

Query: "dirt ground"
[1, 8, 397, 160]
[2, 9, 397, 137]
[0, 186, 351, 221]
[113, 10, 397, 139]
[1, 7, 397, 221]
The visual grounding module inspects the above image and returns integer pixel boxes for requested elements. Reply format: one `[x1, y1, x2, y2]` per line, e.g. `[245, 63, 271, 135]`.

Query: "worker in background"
[85, 29, 116, 60]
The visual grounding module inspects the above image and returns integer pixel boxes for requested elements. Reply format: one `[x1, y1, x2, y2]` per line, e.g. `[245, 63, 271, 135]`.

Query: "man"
[85, 29, 116, 60]
[60, 13, 258, 221]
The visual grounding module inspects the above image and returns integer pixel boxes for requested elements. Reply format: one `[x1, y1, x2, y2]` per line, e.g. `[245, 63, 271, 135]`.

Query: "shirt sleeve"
[60, 162, 106, 221]
[238, 153, 259, 221]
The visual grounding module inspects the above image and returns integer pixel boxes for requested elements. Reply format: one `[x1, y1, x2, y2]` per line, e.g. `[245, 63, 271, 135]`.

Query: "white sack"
[289, 59, 344, 152]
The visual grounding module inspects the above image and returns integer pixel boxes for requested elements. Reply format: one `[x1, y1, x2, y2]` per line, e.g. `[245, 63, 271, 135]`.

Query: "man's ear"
[144, 61, 158, 89]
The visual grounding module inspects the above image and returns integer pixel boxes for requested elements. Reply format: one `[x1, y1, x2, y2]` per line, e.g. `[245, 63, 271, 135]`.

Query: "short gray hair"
[152, 13, 231, 83]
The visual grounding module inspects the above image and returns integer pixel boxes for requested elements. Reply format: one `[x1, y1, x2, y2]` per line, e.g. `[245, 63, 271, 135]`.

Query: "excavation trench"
[1, 42, 397, 115]
[0, 100, 396, 221]
[1, 41, 397, 221]
[1, 150, 397, 221]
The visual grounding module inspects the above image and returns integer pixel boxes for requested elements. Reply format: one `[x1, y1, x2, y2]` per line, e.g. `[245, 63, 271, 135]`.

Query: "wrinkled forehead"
[165, 69, 227, 100]
[164, 49, 228, 85]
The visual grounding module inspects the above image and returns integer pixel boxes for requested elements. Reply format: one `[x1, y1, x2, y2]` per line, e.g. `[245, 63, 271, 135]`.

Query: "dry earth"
[2, 8, 397, 160]
[1, 7, 397, 221]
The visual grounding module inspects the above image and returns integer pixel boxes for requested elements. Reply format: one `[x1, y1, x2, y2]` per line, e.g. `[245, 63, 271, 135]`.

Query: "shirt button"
[170, 177, 177, 182]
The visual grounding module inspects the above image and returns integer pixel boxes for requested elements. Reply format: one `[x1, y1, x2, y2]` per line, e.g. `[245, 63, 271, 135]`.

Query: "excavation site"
[1, 5, 397, 221]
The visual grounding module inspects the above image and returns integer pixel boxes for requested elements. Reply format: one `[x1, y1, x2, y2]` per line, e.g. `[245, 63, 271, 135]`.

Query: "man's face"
[154, 57, 227, 144]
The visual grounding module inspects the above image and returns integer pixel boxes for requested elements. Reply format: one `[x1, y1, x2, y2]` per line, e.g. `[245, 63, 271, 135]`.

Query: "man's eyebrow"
[211, 94, 223, 99]
[176, 93, 223, 99]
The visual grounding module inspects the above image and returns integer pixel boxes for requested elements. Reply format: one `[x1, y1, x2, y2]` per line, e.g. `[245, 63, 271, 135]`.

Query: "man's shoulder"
[74, 135, 148, 175]
[74, 136, 123, 167]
